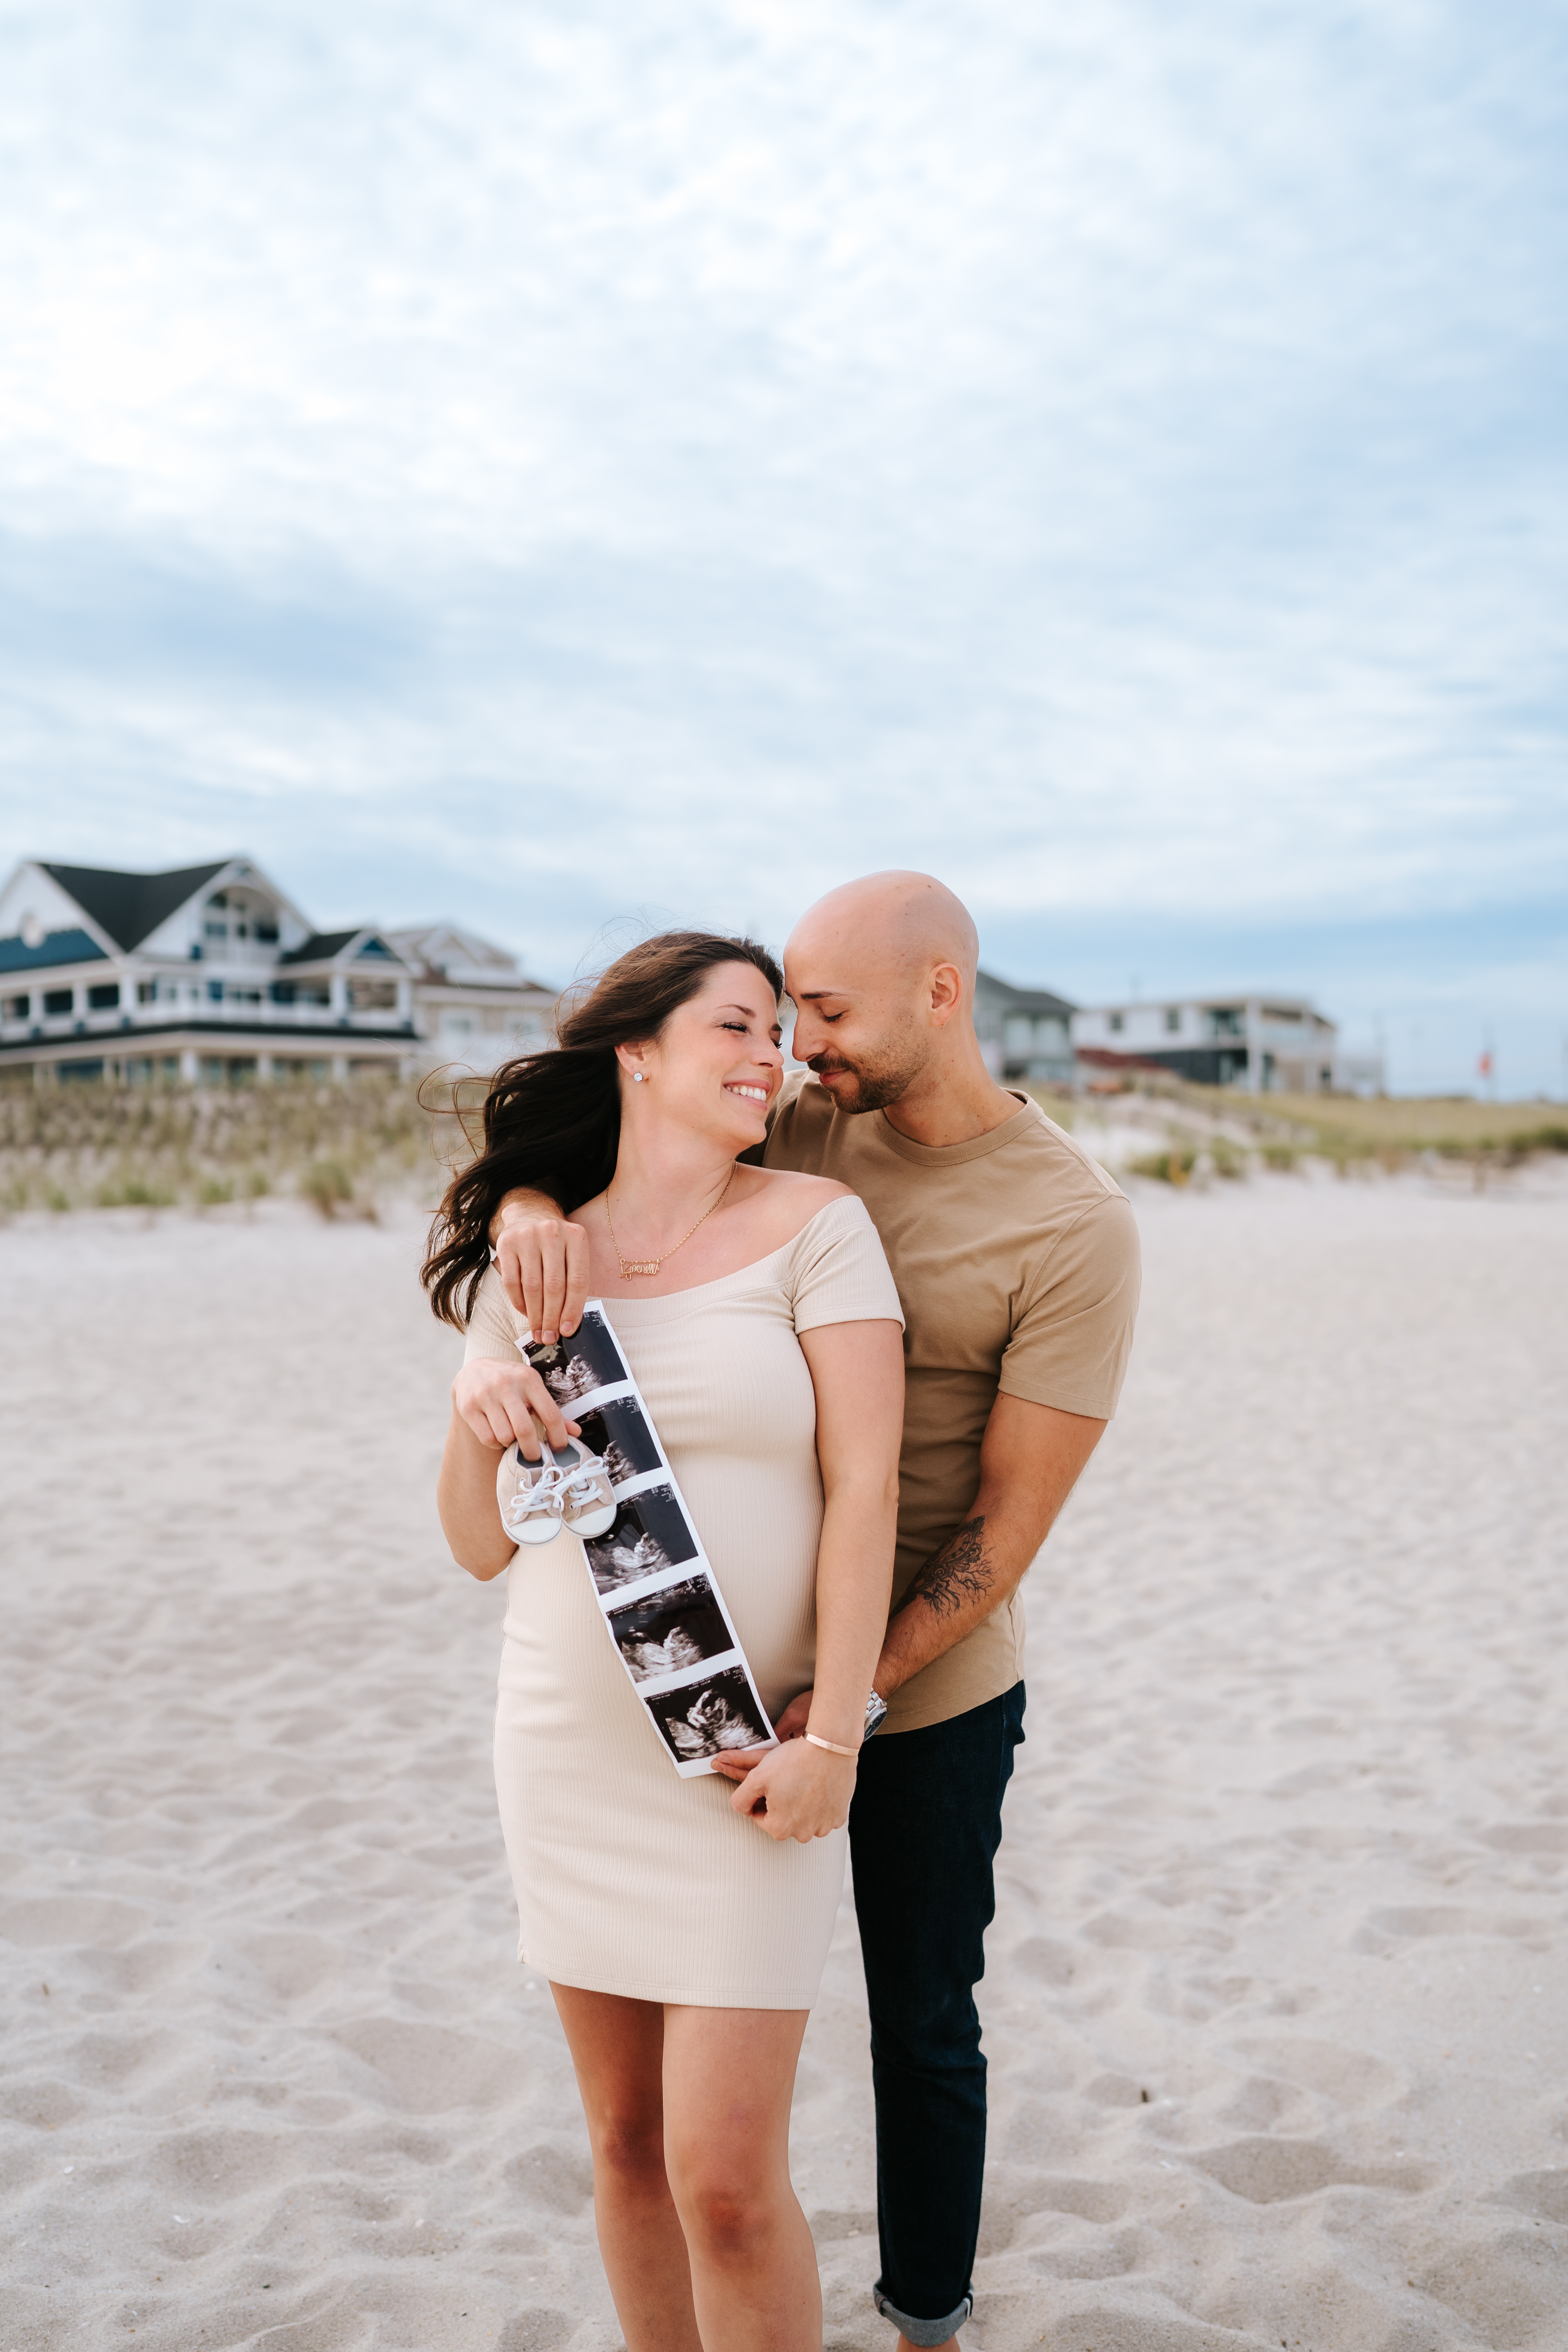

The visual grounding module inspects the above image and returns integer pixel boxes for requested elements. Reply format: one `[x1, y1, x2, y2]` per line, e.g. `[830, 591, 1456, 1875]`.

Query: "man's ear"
[927, 962, 965, 1027]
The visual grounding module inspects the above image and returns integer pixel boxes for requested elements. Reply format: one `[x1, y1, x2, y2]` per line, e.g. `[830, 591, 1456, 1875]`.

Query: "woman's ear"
[616, 1042, 652, 1084]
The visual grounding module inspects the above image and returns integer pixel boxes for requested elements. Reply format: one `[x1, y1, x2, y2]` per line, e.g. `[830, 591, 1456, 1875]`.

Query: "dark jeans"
[848, 1682, 1026, 2345]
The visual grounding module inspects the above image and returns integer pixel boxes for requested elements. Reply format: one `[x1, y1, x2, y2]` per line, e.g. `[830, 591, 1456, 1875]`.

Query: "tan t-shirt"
[764, 1074, 1140, 1733]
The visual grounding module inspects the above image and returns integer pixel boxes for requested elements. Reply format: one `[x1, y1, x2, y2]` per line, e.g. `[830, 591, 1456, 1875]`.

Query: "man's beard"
[806, 1044, 927, 1114]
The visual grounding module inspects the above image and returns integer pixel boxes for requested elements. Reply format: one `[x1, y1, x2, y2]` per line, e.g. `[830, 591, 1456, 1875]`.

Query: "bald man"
[492, 874, 1140, 2350]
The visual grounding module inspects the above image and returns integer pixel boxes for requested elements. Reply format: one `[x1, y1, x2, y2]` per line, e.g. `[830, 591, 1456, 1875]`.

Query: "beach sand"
[3, 1174, 1566, 2350]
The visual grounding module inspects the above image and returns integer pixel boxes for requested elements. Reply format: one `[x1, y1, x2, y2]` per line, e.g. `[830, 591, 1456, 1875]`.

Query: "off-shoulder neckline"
[587, 1192, 866, 1318]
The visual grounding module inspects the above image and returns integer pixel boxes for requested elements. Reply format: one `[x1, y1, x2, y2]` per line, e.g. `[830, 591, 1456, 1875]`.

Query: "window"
[87, 981, 121, 1010]
[1108, 1011, 1124, 1034]
[1164, 1007, 1180, 1034]
[348, 978, 397, 1011]
[256, 919, 279, 944]
[205, 919, 227, 939]
[44, 987, 73, 1015]
[2, 993, 27, 1020]
[208, 980, 225, 1002]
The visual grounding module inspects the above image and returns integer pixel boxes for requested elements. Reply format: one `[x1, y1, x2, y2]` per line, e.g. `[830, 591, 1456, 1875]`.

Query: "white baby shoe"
[497, 1438, 617, 1546]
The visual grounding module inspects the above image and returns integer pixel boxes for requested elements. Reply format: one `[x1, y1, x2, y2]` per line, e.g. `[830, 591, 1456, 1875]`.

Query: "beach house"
[972, 970, 1077, 1084]
[1071, 993, 1383, 1095]
[0, 857, 557, 1085]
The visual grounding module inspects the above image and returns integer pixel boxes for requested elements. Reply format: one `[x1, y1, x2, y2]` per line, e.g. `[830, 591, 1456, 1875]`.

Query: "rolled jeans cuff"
[873, 2284, 973, 2345]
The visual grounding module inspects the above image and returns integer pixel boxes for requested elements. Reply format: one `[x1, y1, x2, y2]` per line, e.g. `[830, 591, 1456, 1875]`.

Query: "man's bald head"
[784, 872, 987, 1115]
[786, 871, 979, 996]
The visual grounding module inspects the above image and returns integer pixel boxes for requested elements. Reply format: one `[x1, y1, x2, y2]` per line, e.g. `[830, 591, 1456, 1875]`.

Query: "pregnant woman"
[424, 931, 904, 2352]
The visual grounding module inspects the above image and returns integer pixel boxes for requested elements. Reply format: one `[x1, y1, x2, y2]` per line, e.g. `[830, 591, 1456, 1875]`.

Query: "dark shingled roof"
[40, 860, 230, 952]
[975, 969, 1077, 1018]
[277, 929, 363, 965]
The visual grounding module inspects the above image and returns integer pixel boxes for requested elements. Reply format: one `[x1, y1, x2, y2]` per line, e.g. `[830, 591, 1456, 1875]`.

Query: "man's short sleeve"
[997, 1192, 1141, 1421]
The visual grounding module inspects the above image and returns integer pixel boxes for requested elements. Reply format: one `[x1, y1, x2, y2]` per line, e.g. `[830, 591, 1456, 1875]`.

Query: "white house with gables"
[0, 856, 557, 1085]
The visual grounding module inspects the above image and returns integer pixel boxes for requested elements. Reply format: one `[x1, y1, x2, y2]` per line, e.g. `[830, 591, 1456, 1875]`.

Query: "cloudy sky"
[1, 0, 1563, 1093]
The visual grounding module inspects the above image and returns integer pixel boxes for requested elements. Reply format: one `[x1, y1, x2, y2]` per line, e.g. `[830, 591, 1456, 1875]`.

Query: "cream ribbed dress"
[463, 1194, 903, 2009]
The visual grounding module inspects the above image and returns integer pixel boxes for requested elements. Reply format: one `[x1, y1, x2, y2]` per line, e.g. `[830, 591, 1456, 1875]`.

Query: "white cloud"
[0, 0, 1563, 1068]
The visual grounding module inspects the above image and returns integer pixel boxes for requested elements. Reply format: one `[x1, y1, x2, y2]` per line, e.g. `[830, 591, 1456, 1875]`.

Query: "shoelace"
[504, 1458, 602, 1526]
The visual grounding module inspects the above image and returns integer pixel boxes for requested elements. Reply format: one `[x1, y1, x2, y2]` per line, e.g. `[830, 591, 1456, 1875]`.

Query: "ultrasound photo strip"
[516, 1298, 779, 1777]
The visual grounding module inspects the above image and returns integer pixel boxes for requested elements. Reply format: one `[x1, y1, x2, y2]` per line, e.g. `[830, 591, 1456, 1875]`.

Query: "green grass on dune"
[0, 1073, 475, 1216]
[1024, 1078, 1568, 1174]
[1239, 1091, 1568, 1159]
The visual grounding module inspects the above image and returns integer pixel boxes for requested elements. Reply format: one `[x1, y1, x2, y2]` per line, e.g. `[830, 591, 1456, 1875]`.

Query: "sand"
[3, 1172, 1566, 2351]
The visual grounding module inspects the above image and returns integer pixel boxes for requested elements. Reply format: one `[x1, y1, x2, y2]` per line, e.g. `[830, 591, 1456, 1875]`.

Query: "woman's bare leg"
[550, 1984, 701, 2352]
[661, 2005, 819, 2352]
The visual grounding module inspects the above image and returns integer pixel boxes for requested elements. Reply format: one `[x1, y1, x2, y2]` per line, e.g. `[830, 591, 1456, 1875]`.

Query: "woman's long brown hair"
[421, 929, 783, 1328]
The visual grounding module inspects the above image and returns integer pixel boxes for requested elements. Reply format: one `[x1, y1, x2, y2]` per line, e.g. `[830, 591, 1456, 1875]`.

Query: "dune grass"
[1026, 1075, 1568, 1182]
[1252, 1091, 1568, 1157]
[0, 1073, 477, 1217]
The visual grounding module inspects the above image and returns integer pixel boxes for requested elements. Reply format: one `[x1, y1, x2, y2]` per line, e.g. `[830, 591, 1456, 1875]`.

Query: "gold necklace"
[604, 1166, 736, 1278]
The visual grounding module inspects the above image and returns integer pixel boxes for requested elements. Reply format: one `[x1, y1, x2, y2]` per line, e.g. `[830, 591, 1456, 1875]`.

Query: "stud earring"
[632, 1071, 646, 1083]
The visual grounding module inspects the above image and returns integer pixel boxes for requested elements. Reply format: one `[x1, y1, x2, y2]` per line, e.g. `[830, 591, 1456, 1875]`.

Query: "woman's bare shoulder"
[748, 1167, 854, 1203]
[736, 1166, 857, 1249]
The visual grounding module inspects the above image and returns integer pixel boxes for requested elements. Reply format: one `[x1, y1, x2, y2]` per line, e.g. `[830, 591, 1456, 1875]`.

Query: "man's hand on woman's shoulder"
[494, 1189, 591, 1342]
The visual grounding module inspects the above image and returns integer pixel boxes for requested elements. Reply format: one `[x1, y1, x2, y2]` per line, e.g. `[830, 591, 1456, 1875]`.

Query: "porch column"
[1245, 998, 1263, 1093]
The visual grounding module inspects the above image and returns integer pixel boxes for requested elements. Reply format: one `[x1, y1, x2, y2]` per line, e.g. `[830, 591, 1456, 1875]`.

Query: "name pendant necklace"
[605, 1165, 735, 1278]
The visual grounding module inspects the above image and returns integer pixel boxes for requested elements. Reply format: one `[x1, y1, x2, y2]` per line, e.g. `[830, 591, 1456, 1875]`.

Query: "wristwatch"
[864, 1688, 889, 1740]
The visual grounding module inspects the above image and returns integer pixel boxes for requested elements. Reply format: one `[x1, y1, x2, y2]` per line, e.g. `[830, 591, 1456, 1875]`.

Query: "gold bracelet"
[804, 1731, 859, 1758]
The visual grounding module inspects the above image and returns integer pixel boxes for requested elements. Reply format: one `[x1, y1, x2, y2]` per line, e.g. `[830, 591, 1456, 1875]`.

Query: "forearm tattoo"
[907, 1515, 991, 1621]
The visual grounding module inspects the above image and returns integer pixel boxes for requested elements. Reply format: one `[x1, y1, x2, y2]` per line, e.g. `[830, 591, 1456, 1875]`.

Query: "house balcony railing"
[0, 1000, 417, 1044]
